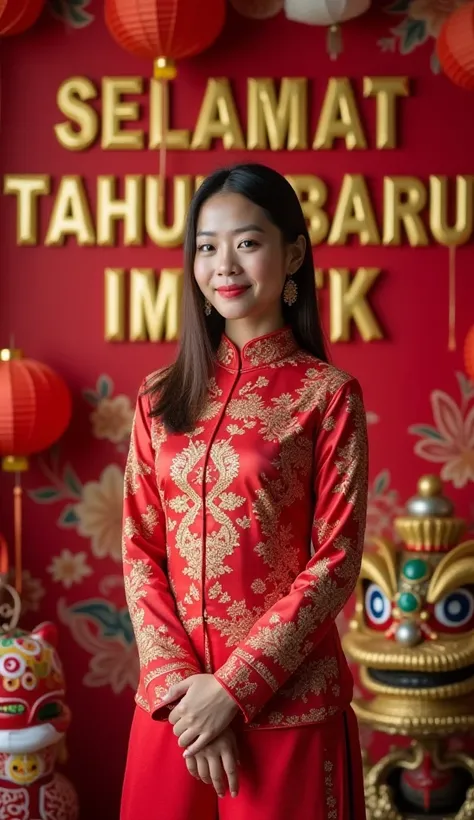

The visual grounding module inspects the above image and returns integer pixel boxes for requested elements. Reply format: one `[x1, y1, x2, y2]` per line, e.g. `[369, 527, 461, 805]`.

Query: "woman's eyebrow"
[196, 224, 265, 237]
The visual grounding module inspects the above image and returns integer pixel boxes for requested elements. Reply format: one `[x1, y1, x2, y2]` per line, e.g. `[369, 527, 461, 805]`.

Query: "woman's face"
[194, 192, 305, 324]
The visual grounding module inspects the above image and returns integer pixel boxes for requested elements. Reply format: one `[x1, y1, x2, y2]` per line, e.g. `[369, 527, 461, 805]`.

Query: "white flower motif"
[75, 464, 124, 562]
[47, 550, 93, 589]
[410, 389, 474, 489]
[91, 396, 134, 444]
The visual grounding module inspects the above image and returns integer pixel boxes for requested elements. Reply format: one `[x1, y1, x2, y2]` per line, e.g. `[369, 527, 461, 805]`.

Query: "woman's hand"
[164, 674, 239, 756]
[185, 727, 240, 799]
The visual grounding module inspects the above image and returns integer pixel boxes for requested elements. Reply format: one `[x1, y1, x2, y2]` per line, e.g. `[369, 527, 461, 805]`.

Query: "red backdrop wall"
[0, 1, 473, 817]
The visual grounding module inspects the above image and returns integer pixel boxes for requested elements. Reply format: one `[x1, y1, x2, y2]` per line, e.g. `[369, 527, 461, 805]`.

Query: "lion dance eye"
[365, 583, 392, 629]
[0, 655, 26, 679]
[434, 588, 474, 629]
[21, 671, 37, 691]
[3, 678, 20, 692]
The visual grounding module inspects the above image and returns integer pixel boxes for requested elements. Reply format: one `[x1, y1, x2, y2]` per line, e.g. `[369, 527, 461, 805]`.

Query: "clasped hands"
[162, 673, 240, 798]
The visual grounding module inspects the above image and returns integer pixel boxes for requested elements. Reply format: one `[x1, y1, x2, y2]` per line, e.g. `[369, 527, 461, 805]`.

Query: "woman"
[121, 163, 368, 820]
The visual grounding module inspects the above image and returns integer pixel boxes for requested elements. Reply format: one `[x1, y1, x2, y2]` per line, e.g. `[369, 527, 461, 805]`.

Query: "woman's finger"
[196, 754, 212, 785]
[177, 727, 200, 748]
[185, 755, 199, 780]
[208, 753, 225, 798]
[221, 747, 239, 797]
[182, 731, 213, 757]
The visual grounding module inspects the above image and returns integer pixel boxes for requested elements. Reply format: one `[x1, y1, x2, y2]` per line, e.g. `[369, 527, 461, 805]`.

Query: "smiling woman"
[120, 162, 369, 820]
[149, 163, 326, 433]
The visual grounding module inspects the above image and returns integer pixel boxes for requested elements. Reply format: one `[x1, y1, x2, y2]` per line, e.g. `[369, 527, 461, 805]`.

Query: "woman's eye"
[197, 244, 214, 253]
[238, 239, 257, 249]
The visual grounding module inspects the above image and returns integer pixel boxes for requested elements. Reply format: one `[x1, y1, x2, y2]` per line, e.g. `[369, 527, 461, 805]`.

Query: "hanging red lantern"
[0, 0, 45, 37]
[0, 349, 72, 597]
[105, 0, 226, 76]
[105, 0, 226, 214]
[0, 349, 72, 466]
[465, 325, 474, 382]
[437, 1, 474, 91]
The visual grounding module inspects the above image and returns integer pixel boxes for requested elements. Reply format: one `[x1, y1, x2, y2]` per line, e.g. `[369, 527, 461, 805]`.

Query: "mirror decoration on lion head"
[343, 474, 474, 820]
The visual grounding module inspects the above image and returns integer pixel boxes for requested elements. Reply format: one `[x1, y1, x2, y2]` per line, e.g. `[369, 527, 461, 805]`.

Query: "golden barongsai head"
[343, 475, 474, 718]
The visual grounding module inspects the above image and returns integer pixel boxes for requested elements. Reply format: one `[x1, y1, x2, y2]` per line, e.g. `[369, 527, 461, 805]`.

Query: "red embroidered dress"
[122, 327, 368, 730]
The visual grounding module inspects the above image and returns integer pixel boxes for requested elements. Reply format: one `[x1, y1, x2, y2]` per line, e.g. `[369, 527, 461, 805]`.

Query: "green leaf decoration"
[82, 389, 99, 407]
[374, 470, 389, 495]
[386, 0, 411, 13]
[118, 610, 135, 644]
[48, 0, 94, 29]
[58, 504, 80, 528]
[393, 18, 428, 54]
[63, 464, 83, 497]
[28, 487, 61, 504]
[409, 425, 444, 440]
[97, 374, 113, 400]
[457, 372, 474, 400]
[71, 602, 126, 640]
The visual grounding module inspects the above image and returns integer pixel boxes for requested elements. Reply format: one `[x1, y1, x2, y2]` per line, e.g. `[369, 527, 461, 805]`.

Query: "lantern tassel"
[13, 473, 22, 595]
[153, 58, 177, 220]
[327, 23, 343, 60]
[448, 244, 456, 352]
[159, 78, 167, 220]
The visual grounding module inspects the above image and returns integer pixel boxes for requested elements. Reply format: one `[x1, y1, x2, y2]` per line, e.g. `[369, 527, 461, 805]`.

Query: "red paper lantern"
[0, 349, 72, 469]
[105, 0, 226, 77]
[437, 1, 474, 91]
[0, 0, 45, 36]
[465, 325, 474, 382]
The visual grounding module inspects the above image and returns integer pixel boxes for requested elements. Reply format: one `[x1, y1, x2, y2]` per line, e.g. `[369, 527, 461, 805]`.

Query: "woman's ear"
[286, 235, 306, 274]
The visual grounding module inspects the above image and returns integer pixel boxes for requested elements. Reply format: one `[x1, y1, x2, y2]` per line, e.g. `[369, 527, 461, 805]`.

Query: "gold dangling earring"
[204, 298, 212, 316]
[283, 275, 297, 306]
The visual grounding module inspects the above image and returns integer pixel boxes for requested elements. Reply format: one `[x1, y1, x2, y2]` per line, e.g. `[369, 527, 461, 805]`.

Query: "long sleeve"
[122, 381, 201, 718]
[214, 377, 368, 723]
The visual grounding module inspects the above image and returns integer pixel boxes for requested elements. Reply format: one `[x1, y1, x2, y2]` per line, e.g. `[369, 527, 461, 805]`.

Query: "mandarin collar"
[215, 326, 299, 372]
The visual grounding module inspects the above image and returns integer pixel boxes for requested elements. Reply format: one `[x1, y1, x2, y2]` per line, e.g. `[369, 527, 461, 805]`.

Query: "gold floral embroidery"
[208, 600, 263, 647]
[127, 330, 367, 730]
[124, 439, 151, 498]
[198, 377, 224, 423]
[169, 441, 207, 580]
[123, 547, 191, 670]
[281, 656, 338, 702]
[216, 655, 258, 700]
[216, 337, 234, 367]
[141, 505, 159, 539]
[324, 758, 338, 820]
[135, 693, 150, 711]
[216, 327, 299, 370]
[150, 415, 167, 462]
[265, 705, 338, 727]
[244, 328, 298, 367]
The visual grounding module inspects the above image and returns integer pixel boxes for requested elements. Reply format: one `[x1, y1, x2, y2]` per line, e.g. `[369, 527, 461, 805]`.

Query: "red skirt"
[120, 706, 366, 820]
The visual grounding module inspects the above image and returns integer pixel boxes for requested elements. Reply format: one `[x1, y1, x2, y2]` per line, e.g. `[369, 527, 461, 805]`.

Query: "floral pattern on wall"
[48, 0, 94, 28]
[409, 372, 474, 488]
[379, 0, 469, 72]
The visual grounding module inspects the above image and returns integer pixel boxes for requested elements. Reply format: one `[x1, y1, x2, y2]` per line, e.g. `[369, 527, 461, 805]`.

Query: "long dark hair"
[148, 163, 328, 433]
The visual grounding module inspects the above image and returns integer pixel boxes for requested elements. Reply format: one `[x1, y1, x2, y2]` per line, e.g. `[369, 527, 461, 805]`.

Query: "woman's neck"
[224, 313, 286, 350]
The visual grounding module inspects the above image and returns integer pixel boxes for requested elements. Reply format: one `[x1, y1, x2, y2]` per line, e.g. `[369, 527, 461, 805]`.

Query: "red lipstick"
[216, 286, 250, 299]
